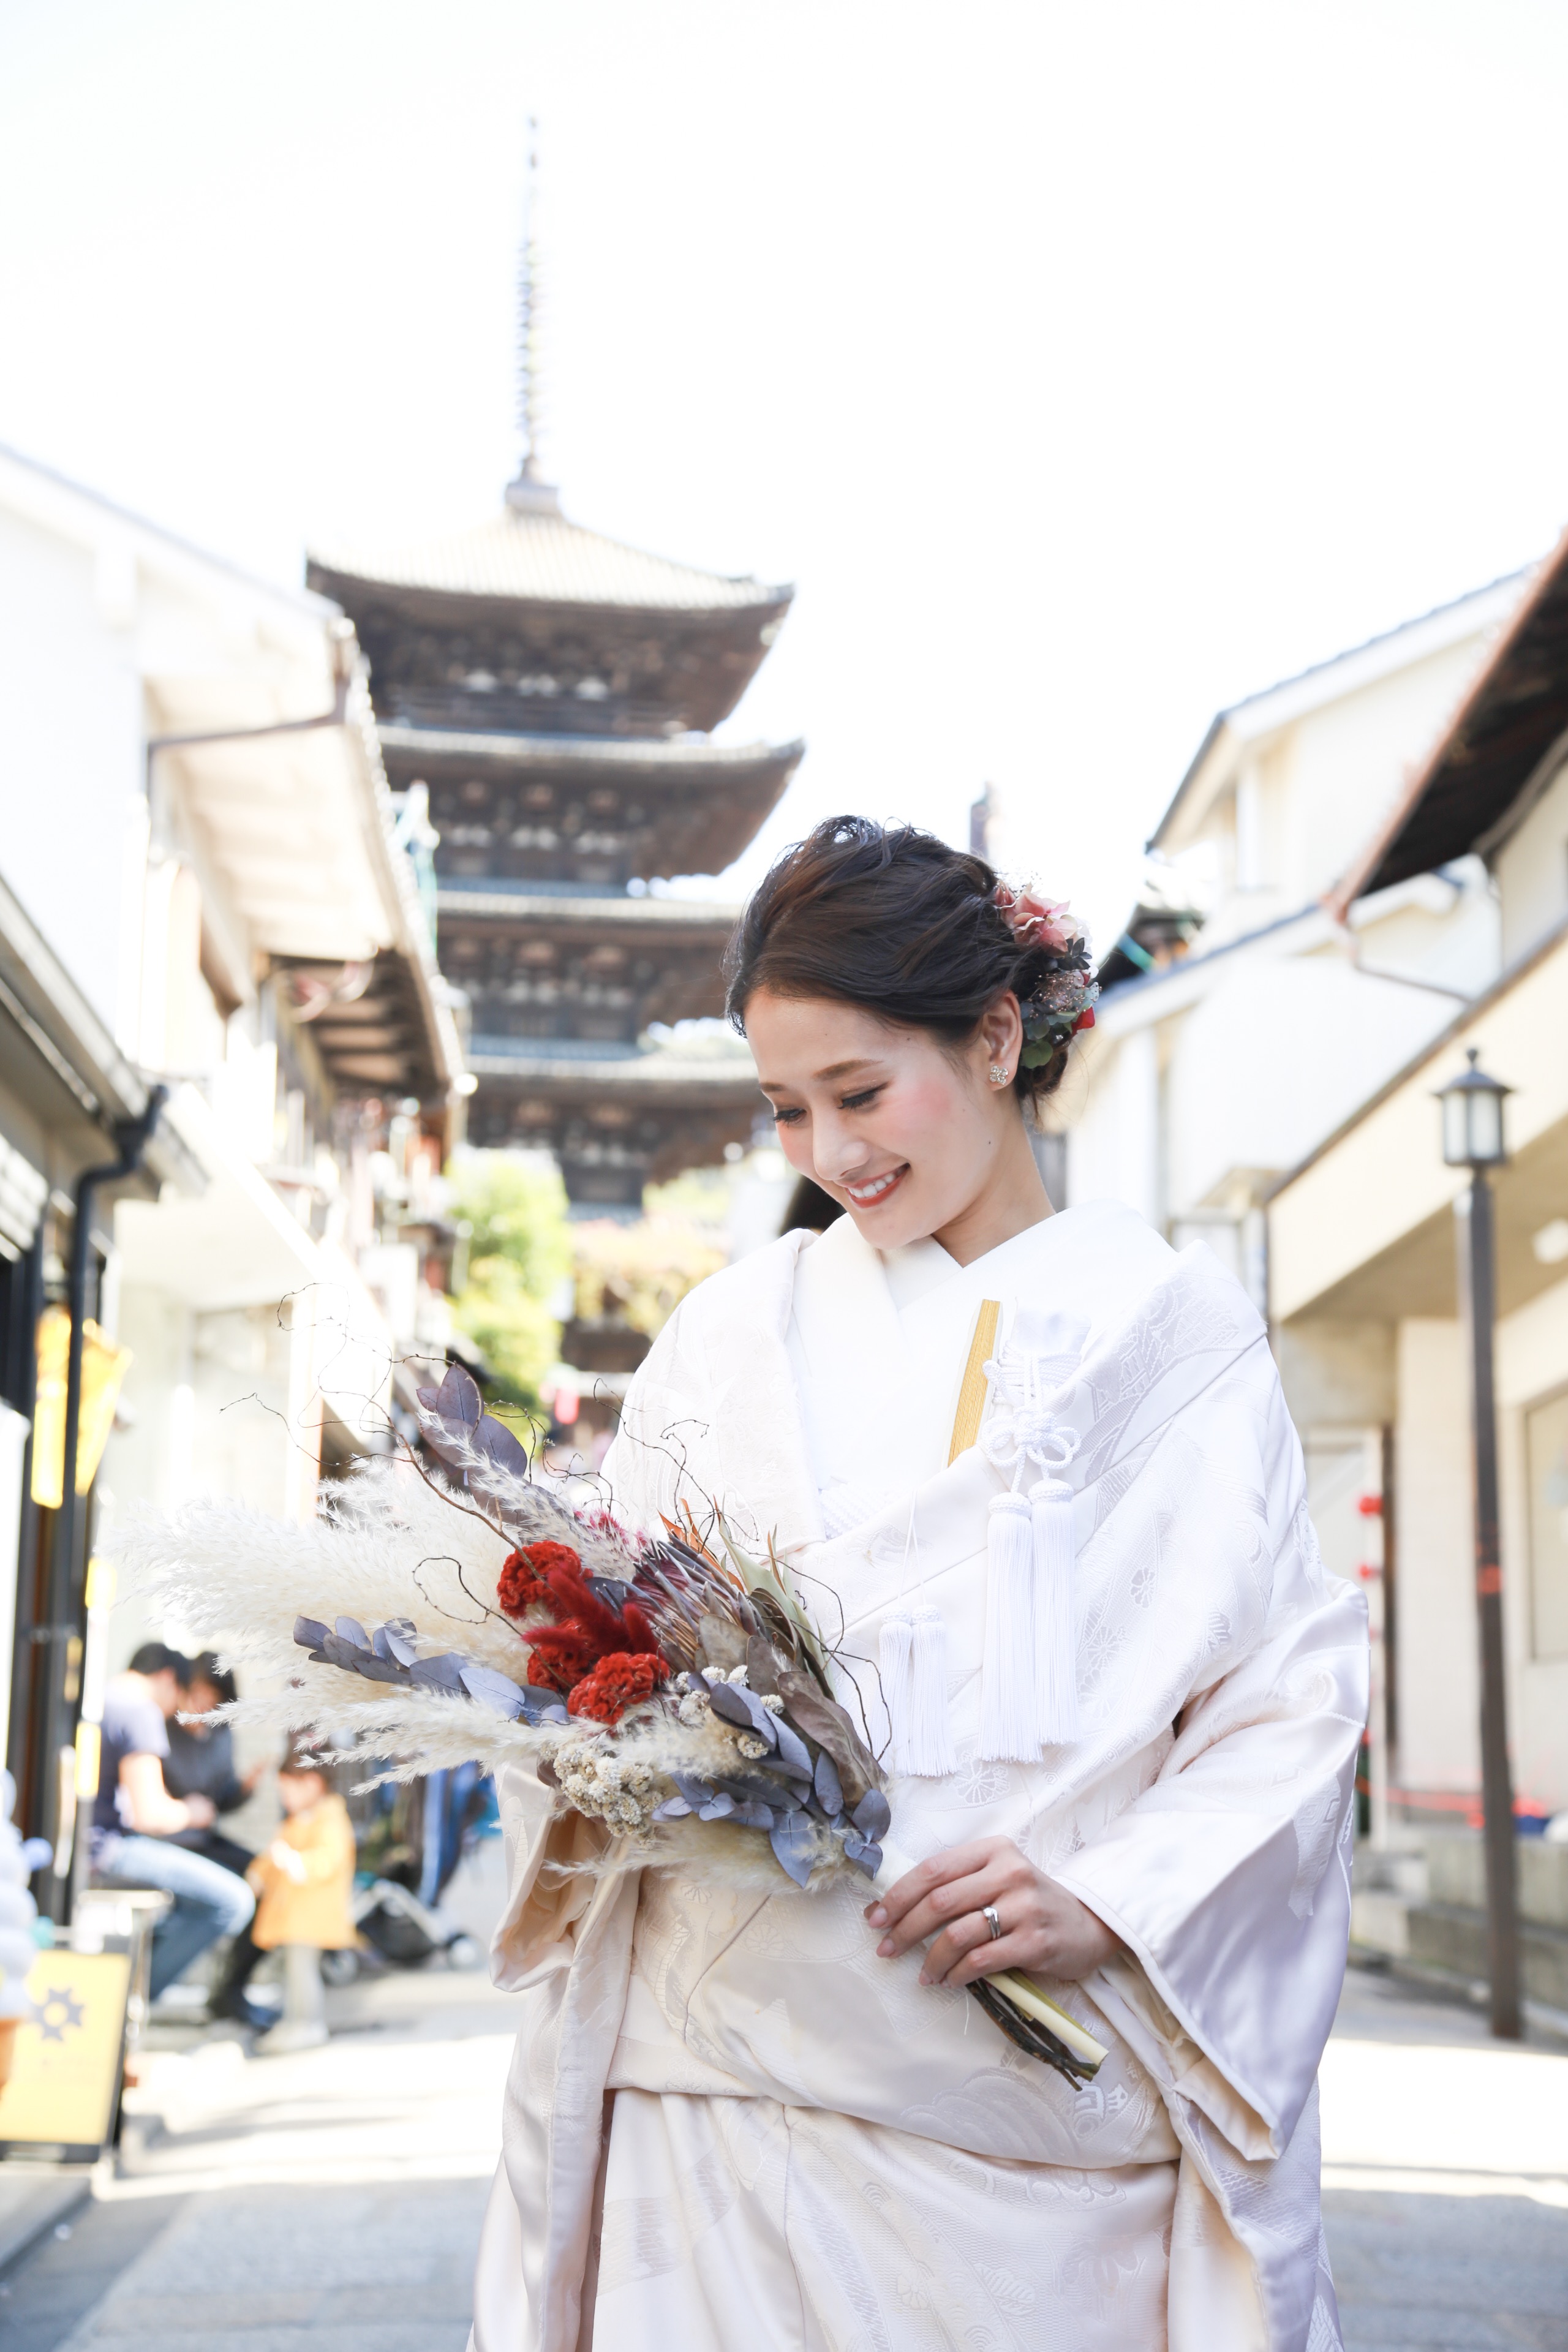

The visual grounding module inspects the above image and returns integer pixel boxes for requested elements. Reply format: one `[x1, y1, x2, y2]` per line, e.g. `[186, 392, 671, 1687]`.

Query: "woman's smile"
[841, 1164, 909, 1208]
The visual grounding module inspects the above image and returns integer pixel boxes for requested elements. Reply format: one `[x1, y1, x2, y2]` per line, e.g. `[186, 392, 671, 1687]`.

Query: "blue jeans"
[93, 1834, 256, 2000]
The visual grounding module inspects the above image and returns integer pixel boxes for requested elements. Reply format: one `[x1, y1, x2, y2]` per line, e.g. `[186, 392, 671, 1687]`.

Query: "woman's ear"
[976, 992, 1025, 1082]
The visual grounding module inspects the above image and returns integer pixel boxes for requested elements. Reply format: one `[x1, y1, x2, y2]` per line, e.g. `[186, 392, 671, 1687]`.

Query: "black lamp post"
[1438, 1047, 1520, 2040]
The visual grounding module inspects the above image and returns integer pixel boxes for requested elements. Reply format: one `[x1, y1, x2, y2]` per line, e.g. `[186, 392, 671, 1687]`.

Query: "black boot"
[209, 1926, 271, 2030]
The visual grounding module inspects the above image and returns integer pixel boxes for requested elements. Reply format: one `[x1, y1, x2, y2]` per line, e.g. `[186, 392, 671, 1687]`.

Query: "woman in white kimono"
[471, 818, 1367, 2352]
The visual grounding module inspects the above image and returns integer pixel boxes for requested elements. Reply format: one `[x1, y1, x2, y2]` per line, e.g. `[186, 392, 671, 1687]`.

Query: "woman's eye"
[840, 1087, 882, 1110]
[771, 1104, 805, 1126]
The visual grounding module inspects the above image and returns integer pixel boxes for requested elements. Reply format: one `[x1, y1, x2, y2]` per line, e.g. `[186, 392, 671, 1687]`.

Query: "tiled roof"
[309, 507, 790, 615]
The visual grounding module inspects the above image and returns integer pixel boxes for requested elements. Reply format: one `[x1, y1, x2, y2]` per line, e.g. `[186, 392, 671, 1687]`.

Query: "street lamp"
[1437, 1046, 1520, 2040]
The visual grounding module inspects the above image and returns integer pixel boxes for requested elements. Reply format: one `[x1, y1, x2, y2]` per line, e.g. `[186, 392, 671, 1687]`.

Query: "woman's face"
[746, 988, 1038, 1255]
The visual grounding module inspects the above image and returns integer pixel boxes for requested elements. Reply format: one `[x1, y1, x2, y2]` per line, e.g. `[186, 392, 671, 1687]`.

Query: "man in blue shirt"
[91, 1644, 255, 2001]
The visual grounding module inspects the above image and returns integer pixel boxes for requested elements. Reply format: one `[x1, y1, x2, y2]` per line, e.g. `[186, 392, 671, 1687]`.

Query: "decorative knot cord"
[977, 1355, 1082, 1758]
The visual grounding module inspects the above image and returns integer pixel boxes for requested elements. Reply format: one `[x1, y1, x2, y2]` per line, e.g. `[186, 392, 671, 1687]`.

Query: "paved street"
[2, 1929, 1565, 2350]
[1322, 1968, 1568, 2351]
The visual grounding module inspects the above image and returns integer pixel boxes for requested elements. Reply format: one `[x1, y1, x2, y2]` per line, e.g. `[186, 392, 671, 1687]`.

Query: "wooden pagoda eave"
[434, 890, 738, 940]
[379, 725, 804, 787]
[308, 567, 791, 736]
[466, 1047, 762, 1112]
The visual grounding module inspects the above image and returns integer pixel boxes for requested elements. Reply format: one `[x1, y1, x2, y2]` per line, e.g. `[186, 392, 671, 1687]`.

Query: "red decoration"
[498, 1540, 581, 1618]
[1072, 1007, 1096, 1034]
[520, 1557, 666, 1692]
[567, 1652, 668, 1725]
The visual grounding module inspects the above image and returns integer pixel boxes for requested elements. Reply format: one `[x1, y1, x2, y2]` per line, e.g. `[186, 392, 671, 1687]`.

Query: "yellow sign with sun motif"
[0, 1950, 131, 2153]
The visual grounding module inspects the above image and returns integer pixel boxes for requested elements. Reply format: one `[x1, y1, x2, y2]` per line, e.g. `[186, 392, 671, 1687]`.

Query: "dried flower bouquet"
[116, 1363, 1102, 2082]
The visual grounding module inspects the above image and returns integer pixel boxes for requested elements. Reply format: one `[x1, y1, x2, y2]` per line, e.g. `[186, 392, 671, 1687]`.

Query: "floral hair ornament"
[993, 883, 1099, 1069]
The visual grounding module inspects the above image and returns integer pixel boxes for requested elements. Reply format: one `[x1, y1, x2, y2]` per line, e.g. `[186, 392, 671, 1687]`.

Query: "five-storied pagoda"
[306, 198, 801, 1212]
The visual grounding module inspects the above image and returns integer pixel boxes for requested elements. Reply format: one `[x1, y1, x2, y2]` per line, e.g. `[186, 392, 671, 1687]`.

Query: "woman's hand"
[865, 1835, 1121, 1989]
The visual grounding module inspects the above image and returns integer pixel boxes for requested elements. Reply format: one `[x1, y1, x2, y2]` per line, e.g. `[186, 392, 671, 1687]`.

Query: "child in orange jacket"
[211, 1747, 355, 2032]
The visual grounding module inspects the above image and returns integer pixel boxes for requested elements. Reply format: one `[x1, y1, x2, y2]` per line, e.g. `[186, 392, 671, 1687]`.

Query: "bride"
[470, 817, 1366, 2352]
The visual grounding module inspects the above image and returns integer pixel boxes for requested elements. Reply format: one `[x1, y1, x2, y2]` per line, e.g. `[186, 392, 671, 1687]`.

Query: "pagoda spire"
[507, 118, 561, 518]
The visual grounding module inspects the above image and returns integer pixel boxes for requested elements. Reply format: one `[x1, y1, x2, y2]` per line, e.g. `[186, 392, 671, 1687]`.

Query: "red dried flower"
[498, 1540, 581, 1618]
[1071, 1006, 1096, 1034]
[566, 1652, 668, 1725]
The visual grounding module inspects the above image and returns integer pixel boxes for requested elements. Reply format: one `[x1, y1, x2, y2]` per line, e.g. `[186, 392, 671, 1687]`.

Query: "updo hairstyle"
[723, 816, 1081, 1109]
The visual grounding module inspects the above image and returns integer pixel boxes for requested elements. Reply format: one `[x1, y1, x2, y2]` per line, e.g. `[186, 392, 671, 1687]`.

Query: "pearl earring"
[989, 1063, 1010, 1086]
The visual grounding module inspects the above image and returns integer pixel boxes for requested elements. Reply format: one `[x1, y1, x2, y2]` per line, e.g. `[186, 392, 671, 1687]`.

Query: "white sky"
[4, 0, 1568, 951]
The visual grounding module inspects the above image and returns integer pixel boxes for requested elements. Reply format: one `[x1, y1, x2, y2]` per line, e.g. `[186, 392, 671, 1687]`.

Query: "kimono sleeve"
[1053, 1369, 1368, 2158]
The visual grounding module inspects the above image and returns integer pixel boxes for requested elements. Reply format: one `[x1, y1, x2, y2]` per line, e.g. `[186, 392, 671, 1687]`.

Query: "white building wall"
[1494, 757, 1568, 967]
[1495, 1273, 1568, 1815]
[0, 505, 144, 1036]
[1392, 1316, 1476, 1798]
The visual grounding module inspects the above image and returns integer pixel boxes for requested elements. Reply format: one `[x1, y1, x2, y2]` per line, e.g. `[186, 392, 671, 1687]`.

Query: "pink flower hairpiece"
[992, 883, 1099, 1067]
[994, 884, 1080, 958]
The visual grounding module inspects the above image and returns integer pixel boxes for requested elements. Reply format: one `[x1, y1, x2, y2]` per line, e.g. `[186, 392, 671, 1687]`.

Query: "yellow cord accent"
[947, 1298, 1001, 1463]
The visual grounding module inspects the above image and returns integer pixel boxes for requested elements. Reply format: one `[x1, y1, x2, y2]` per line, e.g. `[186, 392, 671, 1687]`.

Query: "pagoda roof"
[309, 506, 790, 618]
[436, 887, 739, 935]
[380, 725, 802, 785]
[466, 1030, 760, 1102]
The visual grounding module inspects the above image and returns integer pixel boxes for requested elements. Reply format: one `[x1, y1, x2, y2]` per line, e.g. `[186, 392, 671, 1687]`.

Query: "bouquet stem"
[871, 1842, 1106, 2082]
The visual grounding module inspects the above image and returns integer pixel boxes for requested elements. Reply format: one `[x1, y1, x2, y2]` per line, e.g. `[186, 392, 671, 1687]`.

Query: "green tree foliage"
[447, 1152, 571, 1409]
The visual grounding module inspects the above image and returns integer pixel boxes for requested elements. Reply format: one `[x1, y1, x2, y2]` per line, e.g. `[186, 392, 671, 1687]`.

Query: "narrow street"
[4, 1924, 1564, 2351]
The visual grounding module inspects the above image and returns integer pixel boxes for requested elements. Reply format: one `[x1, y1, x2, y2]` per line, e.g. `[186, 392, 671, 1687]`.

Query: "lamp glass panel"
[1441, 1087, 1470, 1167]
[1469, 1087, 1504, 1165]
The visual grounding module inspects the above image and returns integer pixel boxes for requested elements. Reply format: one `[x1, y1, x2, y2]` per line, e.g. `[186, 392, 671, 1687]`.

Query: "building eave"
[1330, 526, 1568, 916]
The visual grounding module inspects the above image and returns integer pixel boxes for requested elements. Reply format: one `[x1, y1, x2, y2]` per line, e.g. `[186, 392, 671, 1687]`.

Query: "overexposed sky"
[3, 0, 1567, 948]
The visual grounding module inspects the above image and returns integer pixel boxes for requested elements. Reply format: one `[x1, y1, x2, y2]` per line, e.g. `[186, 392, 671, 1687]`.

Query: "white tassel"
[881, 1607, 957, 1776]
[1031, 1477, 1079, 1744]
[908, 1605, 957, 1775]
[979, 1491, 1042, 1761]
[879, 1611, 914, 1774]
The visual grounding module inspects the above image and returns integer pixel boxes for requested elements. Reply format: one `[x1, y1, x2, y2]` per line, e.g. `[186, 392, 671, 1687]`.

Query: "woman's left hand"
[865, 1836, 1122, 1988]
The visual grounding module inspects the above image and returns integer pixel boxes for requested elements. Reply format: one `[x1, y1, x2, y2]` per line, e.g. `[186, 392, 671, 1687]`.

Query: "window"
[1525, 1387, 1568, 1659]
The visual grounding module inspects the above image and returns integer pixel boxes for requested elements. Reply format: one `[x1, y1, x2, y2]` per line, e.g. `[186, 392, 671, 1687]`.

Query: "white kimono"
[470, 1202, 1366, 2352]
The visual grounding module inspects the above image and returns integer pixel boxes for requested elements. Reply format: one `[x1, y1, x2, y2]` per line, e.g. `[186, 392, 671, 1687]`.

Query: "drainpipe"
[39, 1085, 166, 1923]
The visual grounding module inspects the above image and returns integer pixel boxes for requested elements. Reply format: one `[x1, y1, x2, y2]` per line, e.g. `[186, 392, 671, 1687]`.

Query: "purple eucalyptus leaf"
[429, 1362, 481, 1426]
[768, 1811, 818, 1889]
[371, 1624, 394, 1662]
[358, 1654, 410, 1685]
[732, 1799, 776, 1831]
[294, 1616, 331, 1652]
[408, 1653, 468, 1692]
[851, 1789, 891, 1843]
[850, 1841, 881, 1879]
[772, 1716, 813, 1779]
[517, 1684, 568, 1725]
[472, 1414, 530, 1476]
[654, 1795, 693, 1820]
[335, 1616, 371, 1651]
[812, 1749, 843, 1815]
[698, 1794, 736, 1820]
[673, 1773, 717, 1809]
[320, 1633, 371, 1672]
[459, 1662, 528, 1719]
[707, 1682, 777, 1746]
[382, 1621, 419, 1667]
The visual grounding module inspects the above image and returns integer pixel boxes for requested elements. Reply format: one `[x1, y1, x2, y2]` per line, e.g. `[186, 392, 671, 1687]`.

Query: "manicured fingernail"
[918, 1971, 931, 1986]
[867, 1905, 886, 1926]
[876, 1937, 895, 1957]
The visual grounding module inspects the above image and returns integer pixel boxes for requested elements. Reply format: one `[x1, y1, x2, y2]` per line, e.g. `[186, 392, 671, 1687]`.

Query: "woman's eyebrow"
[757, 1057, 883, 1090]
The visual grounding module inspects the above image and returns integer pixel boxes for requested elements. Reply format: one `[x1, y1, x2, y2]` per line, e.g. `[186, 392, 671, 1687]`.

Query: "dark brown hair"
[723, 816, 1077, 1106]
